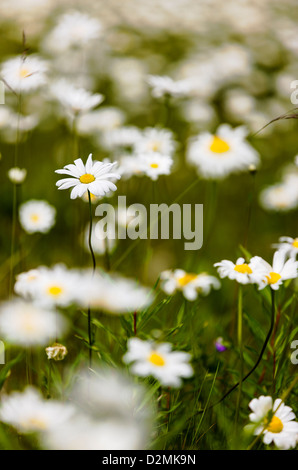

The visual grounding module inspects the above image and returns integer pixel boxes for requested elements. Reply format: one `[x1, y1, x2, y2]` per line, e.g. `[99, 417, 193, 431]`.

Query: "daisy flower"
[139, 152, 173, 181]
[101, 126, 142, 151]
[245, 395, 298, 450]
[214, 257, 267, 285]
[272, 236, 298, 259]
[8, 167, 27, 184]
[259, 182, 298, 212]
[146, 75, 192, 99]
[0, 387, 74, 434]
[133, 127, 176, 156]
[55, 154, 120, 200]
[0, 300, 67, 347]
[123, 338, 193, 388]
[1, 55, 47, 93]
[160, 269, 220, 301]
[76, 107, 125, 136]
[187, 124, 259, 179]
[50, 80, 104, 115]
[117, 154, 145, 179]
[19, 200, 56, 234]
[250, 251, 298, 290]
[14, 268, 41, 299]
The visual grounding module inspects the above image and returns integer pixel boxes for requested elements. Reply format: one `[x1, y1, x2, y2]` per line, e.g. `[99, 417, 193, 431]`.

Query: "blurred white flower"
[147, 75, 192, 98]
[50, 79, 104, 115]
[14, 268, 41, 299]
[187, 124, 259, 179]
[160, 269, 220, 301]
[8, 167, 27, 184]
[117, 154, 145, 179]
[139, 152, 173, 181]
[76, 107, 125, 136]
[245, 395, 298, 450]
[259, 182, 298, 212]
[101, 126, 142, 151]
[19, 200, 56, 234]
[55, 154, 120, 200]
[133, 127, 176, 156]
[1, 55, 47, 93]
[0, 387, 74, 434]
[0, 300, 67, 347]
[123, 337, 193, 388]
[249, 251, 298, 291]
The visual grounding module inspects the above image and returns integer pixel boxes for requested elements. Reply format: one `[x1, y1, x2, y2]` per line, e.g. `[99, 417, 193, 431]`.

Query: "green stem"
[235, 285, 243, 427]
[87, 190, 96, 367]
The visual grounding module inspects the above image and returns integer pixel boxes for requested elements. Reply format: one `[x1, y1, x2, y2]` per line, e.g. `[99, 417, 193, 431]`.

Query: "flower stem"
[235, 285, 243, 428]
[87, 190, 96, 367]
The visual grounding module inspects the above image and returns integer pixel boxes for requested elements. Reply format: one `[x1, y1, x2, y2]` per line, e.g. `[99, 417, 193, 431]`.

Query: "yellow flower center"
[266, 415, 283, 434]
[26, 417, 47, 430]
[234, 263, 252, 274]
[149, 141, 161, 152]
[30, 214, 40, 222]
[150, 163, 159, 169]
[292, 238, 298, 249]
[209, 136, 230, 153]
[178, 273, 198, 286]
[21, 314, 36, 333]
[266, 272, 282, 285]
[48, 286, 63, 297]
[80, 173, 95, 184]
[19, 67, 30, 79]
[148, 351, 165, 367]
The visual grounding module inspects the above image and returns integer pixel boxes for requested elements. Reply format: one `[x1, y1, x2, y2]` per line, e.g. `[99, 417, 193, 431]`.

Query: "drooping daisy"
[123, 338, 193, 388]
[50, 79, 104, 115]
[1, 55, 47, 93]
[0, 387, 74, 434]
[139, 152, 173, 181]
[146, 75, 192, 99]
[0, 300, 67, 347]
[214, 257, 267, 285]
[19, 200, 56, 234]
[160, 269, 220, 301]
[250, 251, 298, 290]
[187, 124, 260, 179]
[8, 167, 27, 184]
[272, 236, 298, 259]
[245, 395, 298, 450]
[133, 127, 176, 156]
[55, 154, 120, 200]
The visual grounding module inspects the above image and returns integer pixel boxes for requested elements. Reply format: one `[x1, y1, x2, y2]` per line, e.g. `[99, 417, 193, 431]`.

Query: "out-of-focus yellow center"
[148, 352, 165, 367]
[209, 136, 230, 153]
[27, 417, 47, 430]
[149, 141, 161, 152]
[266, 272, 282, 285]
[19, 68, 30, 78]
[48, 286, 63, 297]
[22, 315, 36, 332]
[30, 214, 40, 222]
[292, 238, 298, 249]
[234, 264, 252, 274]
[266, 415, 283, 433]
[150, 163, 159, 169]
[178, 273, 198, 286]
[80, 173, 95, 184]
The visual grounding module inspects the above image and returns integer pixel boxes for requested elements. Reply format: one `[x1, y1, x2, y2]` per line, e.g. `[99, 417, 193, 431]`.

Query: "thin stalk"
[87, 190, 96, 367]
[235, 285, 243, 427]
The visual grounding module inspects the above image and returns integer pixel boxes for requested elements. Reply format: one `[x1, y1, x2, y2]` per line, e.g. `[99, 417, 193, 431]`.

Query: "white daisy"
[0, 300, 67, 347]
[117, 154, 145, 179]
[245, 395, 298, 450]
[0, 387, 74, 434]
[273, 236, 298, 259]
[8, 167, 27, 184]
[259, 182, 298, 212]
[187, 124, 259, 179]
[14, 268, 41, 299]
[214, 257, 267, 285]
[19, 200, 56, 234]
[55, 154, 120, 200]
[50, 79, 104, 115]
[1, 55, 47, 93]
[123, 338, 193, 388]
[139, 152, 173, 181]
[76, 107, 125, 136]
[250, 251, 298, 290]
[160, 269, 220, 301]
[133, 127, 176, 156]
[101, 126, 142, 151]
[146, 75, 192, 99]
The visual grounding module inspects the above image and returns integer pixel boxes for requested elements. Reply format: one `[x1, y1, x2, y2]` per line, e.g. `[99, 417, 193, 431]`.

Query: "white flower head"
[214, 257, 267, 285]
[133, 127, 176, 156]
[19, 200, 56, 234]
[50, 80, 104, 115]
[250, 251, 298, 290]
[0, 387, 74, 434]
[272, 236, 298, 260]
[1, 55, 47, 93]
[123, 337, 193, 388]
[55, 154, 120, 200]
[187, 124, 259, 180]
[245, 395, 298, 450]
[0, 300, 67, 347]
[139, 152, 173, 181]
[160, 269, 220, 301]
[147, 75, 193, 99]
[259, 182, 298, 212]
[8, 167, 27, 184]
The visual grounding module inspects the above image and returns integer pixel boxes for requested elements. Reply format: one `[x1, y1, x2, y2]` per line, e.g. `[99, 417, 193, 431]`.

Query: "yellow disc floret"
[178, 273, 198, 286]
[209, 136, 230, 153]
[234, 264, 252, 274]
[266, 415, 283, 434]
[80, 174, 95, 184]
[148, 352, 165, 367]
[266, 272, 282, 285]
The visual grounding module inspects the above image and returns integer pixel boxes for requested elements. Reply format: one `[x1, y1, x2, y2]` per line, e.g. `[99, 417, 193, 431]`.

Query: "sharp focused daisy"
[249, 251, 298, 290]
[245, 395, 298, 450]
[214, 257, 267, 285]
[0, 300, 67, 347]
[55, 154, 120, 200]
[19, 200, 56, 234]
[187, 124, 260, 179]
[139, 152, 173, 181]
[0, 387, 74, 434]
[123, 338, 193, 388]
[273, 236, 298, 259]
[160, 269, 220, 301]
[1, 55, 47, 93]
